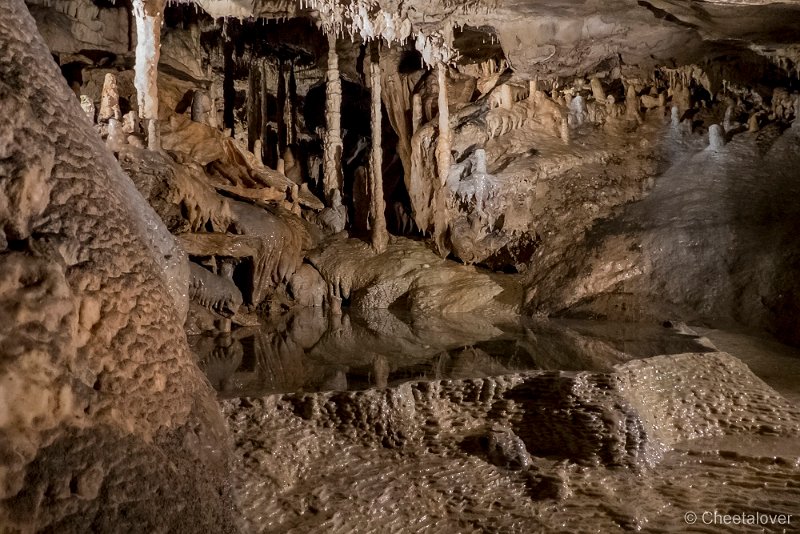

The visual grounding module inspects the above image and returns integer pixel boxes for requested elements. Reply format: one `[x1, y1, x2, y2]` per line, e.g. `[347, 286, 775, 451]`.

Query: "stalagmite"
[723, 105, 734, 132]
[708, 124, 725, 150]
[569, 94, 587, 126]
[368, 45, 389, 254]
[98, 73, 121, 122]
[323, 32, 343, 207]
[433, 61, 452, 255]
[106, 118, 126, 152]
[671, 105, 680, 128]
[590, 77, 605, 101]
[748, 113, 760, 132]
[132, 0, 164, 151]
[191, 90, 212, 125]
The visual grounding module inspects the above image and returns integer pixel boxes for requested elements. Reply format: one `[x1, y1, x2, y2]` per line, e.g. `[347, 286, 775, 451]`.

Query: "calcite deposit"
[3, 0, 800, 531]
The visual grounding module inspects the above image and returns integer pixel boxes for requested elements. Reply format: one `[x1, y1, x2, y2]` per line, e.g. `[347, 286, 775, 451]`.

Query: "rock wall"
[0, 1, 232, 530]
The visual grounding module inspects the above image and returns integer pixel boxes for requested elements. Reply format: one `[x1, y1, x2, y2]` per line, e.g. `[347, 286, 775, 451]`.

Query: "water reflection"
[191, 309, 713, 398]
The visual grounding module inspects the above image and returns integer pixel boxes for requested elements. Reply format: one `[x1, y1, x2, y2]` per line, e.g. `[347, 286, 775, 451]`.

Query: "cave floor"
[198, 316, 800, 533]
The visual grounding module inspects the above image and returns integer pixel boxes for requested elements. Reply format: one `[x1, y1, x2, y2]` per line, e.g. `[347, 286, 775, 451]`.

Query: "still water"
[192, 308, 713, 398]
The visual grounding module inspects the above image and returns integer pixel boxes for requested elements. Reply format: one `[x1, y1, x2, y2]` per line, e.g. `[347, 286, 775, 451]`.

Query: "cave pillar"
[247, 63, 261, 153]
[277, 60, 287, 158]
[323, 32, 344, 207]
[288, 60, 298, 148]
[433, 61, 452, 256]
[368, 44, 389, 254]
[132, 0, 164, 151]
[259, 62, 274, 167]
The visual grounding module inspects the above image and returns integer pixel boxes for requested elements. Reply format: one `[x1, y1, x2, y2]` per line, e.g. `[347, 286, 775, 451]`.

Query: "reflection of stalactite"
[253, 331, 307, 392]
[323, 32, 343, 206]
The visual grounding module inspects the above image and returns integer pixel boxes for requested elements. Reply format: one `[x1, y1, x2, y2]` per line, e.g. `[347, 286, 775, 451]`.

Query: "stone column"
[433, 61, 452, 256]
[435, 62, 451, 188]
[368, 45, 388, 253]
[323, 32, 343, 207]
[132, 0, 164, 151]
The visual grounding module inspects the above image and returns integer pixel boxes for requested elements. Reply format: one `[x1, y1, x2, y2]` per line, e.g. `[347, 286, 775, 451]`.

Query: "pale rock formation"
[122, 110, 140, 135]
[708, 124, 725, 150]
[590, 77, 606, 101]
[132, 0, 164, 150]
[323, 32, 343, 206]
[98, 72, 120, 123]
[368, 47, 389, 254]
[105, 117, 126, 152]
[79, 94, 95, 123]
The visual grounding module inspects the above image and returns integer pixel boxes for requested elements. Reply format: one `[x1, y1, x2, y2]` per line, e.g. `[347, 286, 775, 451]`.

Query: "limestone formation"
[7, 0, 800, 531]
[368, 46, 389, 254]
[189, 262, 243, 318]
[132, 0, 164, 150]
[0, 1, 230, 530]
[98, 72, 120, 122]
[433, 61, 452, 256]
[323, 32, 343, 207]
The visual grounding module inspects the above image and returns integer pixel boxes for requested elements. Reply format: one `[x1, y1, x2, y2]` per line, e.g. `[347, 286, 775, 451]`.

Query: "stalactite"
[260, 61, 272, 166]
[378, 47, 417, 205]
[433, 61, 452, 256]
[277, 59, 287, 157]
[288, 60, 298, 148]
[222, 39, 235, 134]
[323, 32, 343, 207]
[247, 62, 261, 153]
[412, 93, 423, 134]
[132, 0, 164, 150]
[368, 44, 388, 254]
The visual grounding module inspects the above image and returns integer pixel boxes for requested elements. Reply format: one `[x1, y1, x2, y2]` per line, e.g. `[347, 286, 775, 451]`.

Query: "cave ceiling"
[182, 0, 800, 79]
